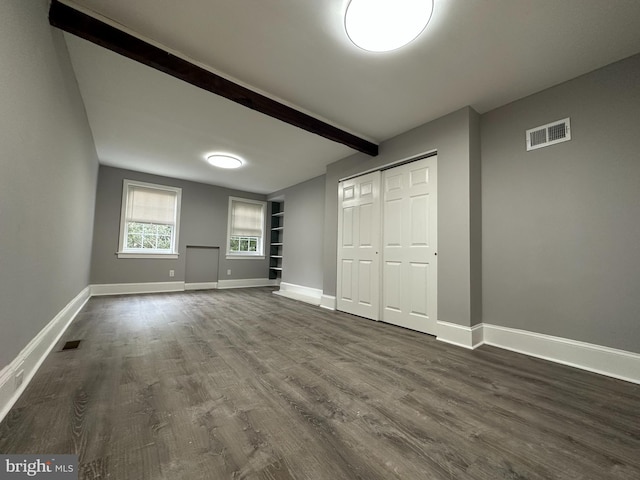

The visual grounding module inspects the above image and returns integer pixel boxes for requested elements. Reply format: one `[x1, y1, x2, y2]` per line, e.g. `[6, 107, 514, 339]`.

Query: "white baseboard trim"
[436, 321, 484, 349]
[320, 294, 336, 311]
[91, 281, 185, 296]
[437, 320, 640, 384]
[481, 324, 640, 385]
[217, 278, 278, 289]
[273, 282, 322, 306]
[184, 282, 218, 291]
[0, 286, 91, 423]
[91, 279, 279, 295]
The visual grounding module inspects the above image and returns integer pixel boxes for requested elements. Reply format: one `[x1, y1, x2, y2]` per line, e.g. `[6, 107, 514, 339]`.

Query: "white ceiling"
[62, 0, 640, 194]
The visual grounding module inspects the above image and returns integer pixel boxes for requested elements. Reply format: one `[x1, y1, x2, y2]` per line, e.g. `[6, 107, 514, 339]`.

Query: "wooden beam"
[49, 1, 378, 156]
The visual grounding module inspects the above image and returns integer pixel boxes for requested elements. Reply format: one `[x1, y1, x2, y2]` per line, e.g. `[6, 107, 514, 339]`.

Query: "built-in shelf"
[269, 201, 284, 280]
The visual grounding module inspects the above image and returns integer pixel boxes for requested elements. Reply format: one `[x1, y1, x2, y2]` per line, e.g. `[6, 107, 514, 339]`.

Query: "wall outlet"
[169, 269, 175, 277]
[227, 269, 231, 276]
[15, 369, 24, 389]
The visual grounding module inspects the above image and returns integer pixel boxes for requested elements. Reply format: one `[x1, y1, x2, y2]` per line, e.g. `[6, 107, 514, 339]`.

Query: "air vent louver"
[526, 118, 571, 151]
[529, 128, 547, 147]
[61, 340, 81, 350]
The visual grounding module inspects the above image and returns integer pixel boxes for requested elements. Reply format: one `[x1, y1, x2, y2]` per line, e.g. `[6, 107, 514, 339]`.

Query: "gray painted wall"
[0, 0, 99, 367]
[90, 166, 269, 284]
[469, 109, 483, 326]
[270, 175, 325, 290]
[481, 53, 640, 353]
[324, 107, 482, 328]
[185, 247, 219, 284]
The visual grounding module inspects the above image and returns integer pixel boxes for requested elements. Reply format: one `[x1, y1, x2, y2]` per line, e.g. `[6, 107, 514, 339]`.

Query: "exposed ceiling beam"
[49, 0, 378, 157]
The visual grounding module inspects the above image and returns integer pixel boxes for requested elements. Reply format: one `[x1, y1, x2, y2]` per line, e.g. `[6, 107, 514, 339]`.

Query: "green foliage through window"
[126, 222, 173, 251]
[230, 236, 258, 253]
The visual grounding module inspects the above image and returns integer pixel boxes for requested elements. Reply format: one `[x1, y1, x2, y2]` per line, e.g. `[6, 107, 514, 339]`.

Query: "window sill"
[226, 255, 265, 260]
[117, 252, 179, 259]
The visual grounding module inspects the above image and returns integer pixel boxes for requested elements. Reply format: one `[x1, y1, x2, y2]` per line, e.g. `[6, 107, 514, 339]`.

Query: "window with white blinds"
[118, 180, 182, 258]
[227, 197, 266, 257]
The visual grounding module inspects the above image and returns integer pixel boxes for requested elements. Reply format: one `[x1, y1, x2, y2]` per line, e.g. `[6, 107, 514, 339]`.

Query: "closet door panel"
[337, 171, 381, 320]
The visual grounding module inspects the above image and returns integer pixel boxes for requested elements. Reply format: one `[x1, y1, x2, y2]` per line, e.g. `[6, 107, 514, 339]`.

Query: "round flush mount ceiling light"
[206, 153, 243, 169]
[345, 0, 434, 52]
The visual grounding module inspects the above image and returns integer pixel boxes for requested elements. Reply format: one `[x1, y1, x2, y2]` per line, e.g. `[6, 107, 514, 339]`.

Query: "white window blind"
[230, 200, 263, 237]
[126, 186, 177, 225]
[117, 180, 182, 258]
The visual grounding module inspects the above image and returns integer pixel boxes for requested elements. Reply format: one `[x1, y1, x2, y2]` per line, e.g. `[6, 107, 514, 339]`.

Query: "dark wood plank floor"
[1, 288, 638, 479]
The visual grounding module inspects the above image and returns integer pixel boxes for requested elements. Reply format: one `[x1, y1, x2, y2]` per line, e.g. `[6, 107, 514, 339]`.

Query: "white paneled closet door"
[337, 171, 381, 320]
[382, 156, 438, 334]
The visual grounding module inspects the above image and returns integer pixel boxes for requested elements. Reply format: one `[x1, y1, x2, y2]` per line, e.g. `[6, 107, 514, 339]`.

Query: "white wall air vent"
[526, 117, 571, 151]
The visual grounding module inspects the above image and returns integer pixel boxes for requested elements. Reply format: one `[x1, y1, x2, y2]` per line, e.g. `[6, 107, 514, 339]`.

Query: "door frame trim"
[336, 151, 438, 328]
[338, 149, 437, 184]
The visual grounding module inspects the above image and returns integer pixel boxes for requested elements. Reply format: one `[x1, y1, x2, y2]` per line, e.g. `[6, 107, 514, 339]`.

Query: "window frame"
[226, 196, 266, 260]
[117, 179, 182, 259]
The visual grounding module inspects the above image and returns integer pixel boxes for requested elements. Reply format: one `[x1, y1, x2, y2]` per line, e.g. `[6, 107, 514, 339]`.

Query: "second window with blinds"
[226, 197, 266, 259]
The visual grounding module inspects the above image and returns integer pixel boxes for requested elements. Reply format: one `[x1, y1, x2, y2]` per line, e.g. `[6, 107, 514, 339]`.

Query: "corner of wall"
[469, 106, 482, 326]
[0, 286, 91, 423]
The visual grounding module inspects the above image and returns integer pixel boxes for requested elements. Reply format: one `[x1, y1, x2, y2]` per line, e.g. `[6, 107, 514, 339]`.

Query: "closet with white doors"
[337, 155, 438, 335]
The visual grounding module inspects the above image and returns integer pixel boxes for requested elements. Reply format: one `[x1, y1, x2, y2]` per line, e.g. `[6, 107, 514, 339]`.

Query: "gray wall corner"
[0, 0, 99, 367]
[469, 107, 483, 326]
[480, 53, 640, 352]
[90, 166, 269, 285]
[275, 175, 325, 290]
